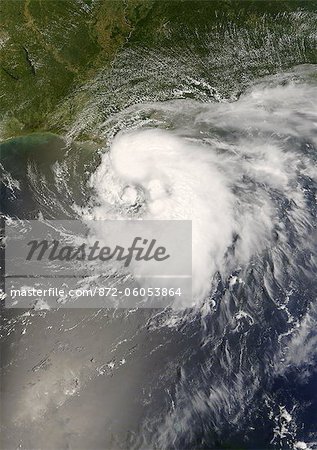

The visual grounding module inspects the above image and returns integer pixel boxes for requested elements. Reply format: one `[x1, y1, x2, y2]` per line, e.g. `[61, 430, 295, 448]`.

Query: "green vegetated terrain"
[0, 0, 153, 138]
[0, 0, 316, 142]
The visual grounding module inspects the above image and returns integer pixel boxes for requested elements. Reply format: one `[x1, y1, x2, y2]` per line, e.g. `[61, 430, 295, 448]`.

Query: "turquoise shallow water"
[2, 70, 317, 449]
[0, 132, 99, 219]
[1, 2, 317, 448]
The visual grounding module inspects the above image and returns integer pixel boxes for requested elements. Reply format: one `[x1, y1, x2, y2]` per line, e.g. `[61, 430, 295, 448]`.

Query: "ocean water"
[1, 5, 317, 448]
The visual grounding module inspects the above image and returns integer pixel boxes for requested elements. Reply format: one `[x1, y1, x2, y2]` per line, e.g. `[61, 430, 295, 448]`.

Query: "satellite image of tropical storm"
[0, 1, 317, 449]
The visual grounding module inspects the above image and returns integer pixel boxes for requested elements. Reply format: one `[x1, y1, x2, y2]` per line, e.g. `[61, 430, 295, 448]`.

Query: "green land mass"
[0, 0, 316, 142]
